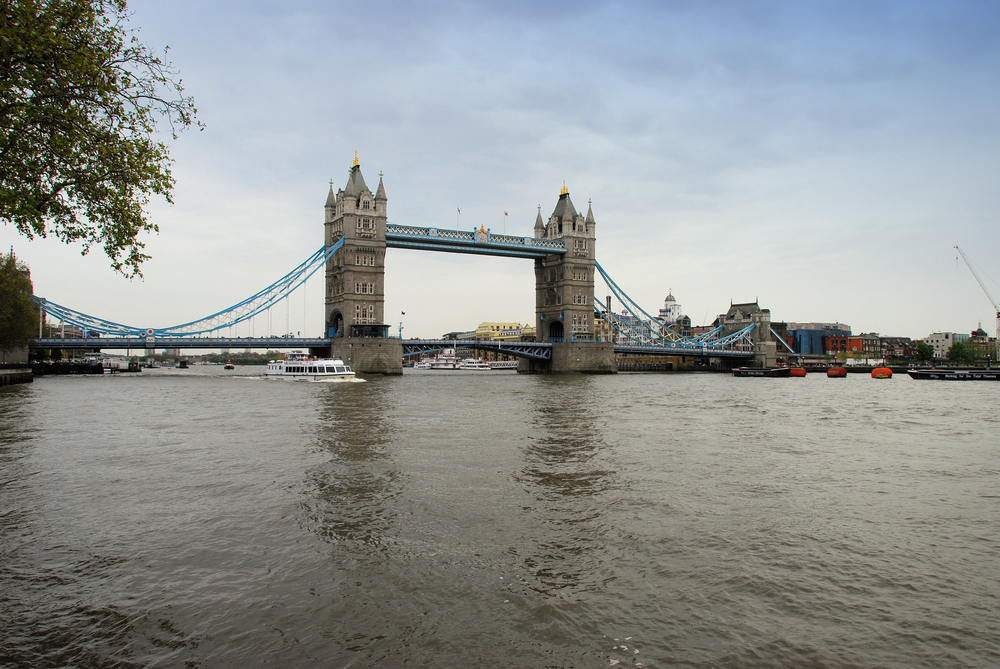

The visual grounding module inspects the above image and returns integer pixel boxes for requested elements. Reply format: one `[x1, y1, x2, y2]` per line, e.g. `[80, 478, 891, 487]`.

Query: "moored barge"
[733, 367, 791, 378]
[907, 368, 1000, 381]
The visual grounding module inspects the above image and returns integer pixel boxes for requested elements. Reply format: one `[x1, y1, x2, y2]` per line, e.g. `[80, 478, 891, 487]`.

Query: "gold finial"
[560, 180, 568, 195]
[353, 150, 359, 167]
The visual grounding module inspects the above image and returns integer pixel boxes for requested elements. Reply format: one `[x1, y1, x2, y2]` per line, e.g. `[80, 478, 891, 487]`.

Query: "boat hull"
[265, 374, 358, 382]
[733, 367, 791, 378]
[907, 369, 1000, 381]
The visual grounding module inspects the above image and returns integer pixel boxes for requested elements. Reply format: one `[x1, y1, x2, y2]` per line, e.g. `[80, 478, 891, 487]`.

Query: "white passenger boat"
[265, 356, 358, 382]
[458, 358, 491, 370]
[426, 353, 461, 369]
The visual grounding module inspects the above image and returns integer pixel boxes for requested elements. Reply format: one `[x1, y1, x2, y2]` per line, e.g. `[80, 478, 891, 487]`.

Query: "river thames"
[1, 368, 997, 667]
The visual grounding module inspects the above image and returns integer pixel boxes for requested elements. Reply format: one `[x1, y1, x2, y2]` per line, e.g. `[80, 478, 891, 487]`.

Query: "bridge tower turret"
[324, 154, 388, 339]
[322, 155, 400, 374]
[535, 183, 597, 343]
[526, 184, 615, 373]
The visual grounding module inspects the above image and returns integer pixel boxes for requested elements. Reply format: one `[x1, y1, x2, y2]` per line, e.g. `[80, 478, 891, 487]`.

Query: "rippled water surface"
[1, 367, 998, 667]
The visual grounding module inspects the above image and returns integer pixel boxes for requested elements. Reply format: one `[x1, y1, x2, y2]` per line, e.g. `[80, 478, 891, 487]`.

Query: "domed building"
[658, 291, 682, 326]
[657, 291, 692, 337]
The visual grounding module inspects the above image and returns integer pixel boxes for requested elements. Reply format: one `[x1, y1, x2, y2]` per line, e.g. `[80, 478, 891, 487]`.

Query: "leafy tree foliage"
[914, 342, 934, 362]
[0, 251, 36, 352]
[946, 341, 974, 365]
[0, 0, 198, 277]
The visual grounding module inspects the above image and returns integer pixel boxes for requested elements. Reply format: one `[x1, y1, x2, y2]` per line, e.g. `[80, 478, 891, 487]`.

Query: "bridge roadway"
[33, 337, 754, 360]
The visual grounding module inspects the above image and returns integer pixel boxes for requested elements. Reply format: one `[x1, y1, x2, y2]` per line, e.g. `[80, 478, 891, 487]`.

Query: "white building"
[924, 332, 970, 359]
[658, 291, 682, 325]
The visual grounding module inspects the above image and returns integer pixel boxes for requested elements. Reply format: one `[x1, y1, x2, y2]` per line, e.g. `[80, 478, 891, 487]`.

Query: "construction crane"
[954, 245, 1000, 359]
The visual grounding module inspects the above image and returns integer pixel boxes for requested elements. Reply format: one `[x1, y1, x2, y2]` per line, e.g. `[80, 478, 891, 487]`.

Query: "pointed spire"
[325, 179, 336, 207]
[585, 198, 595, 224]
[375, 170, 387, 201]
[551, 190, 577, 222]
[344, 161, 368, 197]
[344, 168, 357, 196]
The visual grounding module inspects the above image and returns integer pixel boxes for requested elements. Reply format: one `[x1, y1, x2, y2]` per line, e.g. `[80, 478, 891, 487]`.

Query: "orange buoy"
[827, 367, 847, 378]
[790, 367, 807, 377]
[871, 367, 892, 379]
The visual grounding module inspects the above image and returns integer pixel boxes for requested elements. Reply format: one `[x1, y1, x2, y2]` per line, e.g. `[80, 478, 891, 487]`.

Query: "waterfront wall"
[0, 367, 33, 385]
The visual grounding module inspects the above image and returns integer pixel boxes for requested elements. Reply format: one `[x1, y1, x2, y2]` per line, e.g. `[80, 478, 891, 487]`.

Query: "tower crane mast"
[954, 245, 1000, 359]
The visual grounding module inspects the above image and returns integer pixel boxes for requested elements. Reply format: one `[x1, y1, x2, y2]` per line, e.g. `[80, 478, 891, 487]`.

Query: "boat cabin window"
[336, 366, 346, 373]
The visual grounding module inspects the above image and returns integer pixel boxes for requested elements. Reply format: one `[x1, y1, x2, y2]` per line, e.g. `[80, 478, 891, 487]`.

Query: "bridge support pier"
[518, 341, 616, 374]
[328, 337, 402, 375]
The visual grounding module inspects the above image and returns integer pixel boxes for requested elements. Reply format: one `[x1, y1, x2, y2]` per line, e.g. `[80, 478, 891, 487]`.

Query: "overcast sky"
[5, 0, 1000, 340]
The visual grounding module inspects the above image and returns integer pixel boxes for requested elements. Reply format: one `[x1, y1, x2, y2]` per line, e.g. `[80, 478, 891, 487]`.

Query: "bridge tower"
[323, 155, 401, 374]
[523, 184, 616, 373]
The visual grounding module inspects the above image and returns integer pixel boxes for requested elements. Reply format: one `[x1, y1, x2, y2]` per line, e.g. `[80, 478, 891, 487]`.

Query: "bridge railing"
[386, 224, 566, 255]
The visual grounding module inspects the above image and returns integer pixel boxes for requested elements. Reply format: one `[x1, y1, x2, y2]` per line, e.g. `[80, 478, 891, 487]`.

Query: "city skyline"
[3, 0, 1000, 340]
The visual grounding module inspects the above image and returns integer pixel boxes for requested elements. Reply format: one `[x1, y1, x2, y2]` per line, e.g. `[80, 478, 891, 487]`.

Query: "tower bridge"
[30, 155, 771, 372]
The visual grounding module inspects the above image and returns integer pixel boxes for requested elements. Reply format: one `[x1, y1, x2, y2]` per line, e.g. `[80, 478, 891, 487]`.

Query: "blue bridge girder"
[402, 339, 553, 360]
[613, 344, 754, 359]
[31, 337, 332, 350]
[385, 224, 566, 259]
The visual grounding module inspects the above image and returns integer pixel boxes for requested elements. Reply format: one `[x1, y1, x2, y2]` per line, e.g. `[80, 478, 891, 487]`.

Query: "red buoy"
[827, 367, 847, 378]
[871, 367, 892, 379]
[790, 367, 807, 377]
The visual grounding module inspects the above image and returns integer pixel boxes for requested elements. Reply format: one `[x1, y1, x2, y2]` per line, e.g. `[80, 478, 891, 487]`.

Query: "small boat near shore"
[733, 367, 791, 377]
[265, 356, 359, 382]
[907, 368, 1000, 381]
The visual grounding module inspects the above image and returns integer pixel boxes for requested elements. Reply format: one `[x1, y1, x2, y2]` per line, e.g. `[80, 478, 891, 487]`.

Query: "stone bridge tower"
[718, 301, 777, 368]
[323, 155, 400, 374]
[324, 155, 387, 338]
[524, 184, 616, 373]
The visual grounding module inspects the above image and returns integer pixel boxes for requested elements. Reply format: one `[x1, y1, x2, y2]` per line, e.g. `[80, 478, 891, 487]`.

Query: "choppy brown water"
[1, 367, 998, 667]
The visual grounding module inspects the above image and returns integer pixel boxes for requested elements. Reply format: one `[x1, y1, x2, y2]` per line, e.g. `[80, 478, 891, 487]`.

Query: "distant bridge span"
[33, 336, 755, 362]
